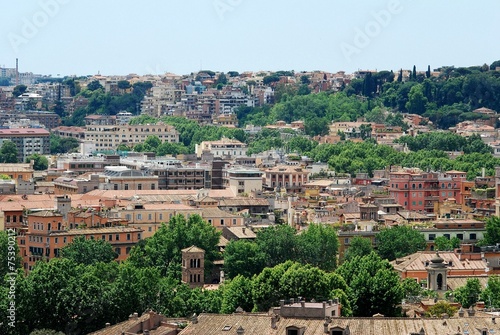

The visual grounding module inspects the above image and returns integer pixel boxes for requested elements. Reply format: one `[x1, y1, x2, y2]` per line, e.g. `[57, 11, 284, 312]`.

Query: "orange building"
[19, 210, 143, 272]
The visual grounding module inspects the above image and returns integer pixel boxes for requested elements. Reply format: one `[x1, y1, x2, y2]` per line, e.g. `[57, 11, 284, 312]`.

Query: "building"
[88, 311, 178, 335]
[53, 174, 100, 195]
[0, 128, 50, 162]
[177, 311, 500, 335]
[388, 169, 468, 213]
[195, 138, 248, 158]
[100, 166, 159, 191]
[20, 210, 143, 271]
[263, 165, 310, 194]
[223, 167, 263, 195]
[56, 154, 121, 175]
[181, 246, 205, 288]
[84, 123, 179, 150]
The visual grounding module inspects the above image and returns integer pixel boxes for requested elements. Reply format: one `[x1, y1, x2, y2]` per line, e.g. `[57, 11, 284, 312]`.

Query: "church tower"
[181, 246, 205, 288]
[426, 252, 448, 294]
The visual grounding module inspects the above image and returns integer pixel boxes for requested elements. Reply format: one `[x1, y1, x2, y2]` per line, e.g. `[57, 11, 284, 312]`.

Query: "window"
[137, 184, 142, 190]
[470, 233, 476, 240]
[344, 238, 349, 244]
[137, 214, 142, 220]
[115, 234, 120, 241]
[151, 183, 155, 190]
[108, 235, 112, 241]
[221, 219, 224, 226]
[233, 219, 237, 225]
[124, 184, 129, 190]
[148, 214, 152, 220]
[126, 247, 131, 254]
[457, 233, 463, 240]
[429, 234, 436, 241]
[115, 247, 121, 255]
[159, 214, 163, 220]
[443, 234, 450, 240]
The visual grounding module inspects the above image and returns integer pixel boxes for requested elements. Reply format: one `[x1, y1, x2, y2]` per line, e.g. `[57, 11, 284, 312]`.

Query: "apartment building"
[84, 123, 179, 149]
[19, 210, 143, 271]
[195, 138, 247, 158]
[222, 167, 263, 195]
[100, 166, 159, 191]
[56, 154, 121, 175]
[0, 128, 50, 162]
[263, 165, 310, 193]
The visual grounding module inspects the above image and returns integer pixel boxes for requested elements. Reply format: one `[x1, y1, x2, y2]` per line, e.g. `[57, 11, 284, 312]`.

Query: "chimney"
[301, 300, 305, 308]
[290, 298, 294, 305]
[328, 299, 333, 306]
[236, 326, 244, 335]
[133, 312, 139, 319]
[280, 299, 285, 307]
[191, 313, 198, 324]
[242, 227, 246, 234]
[458, 307, 465, 317]
[271, 315, 277, 329]
[144, 331, 150, 335]
[323, 320, 329, 334]
[105, 323, 111, 328]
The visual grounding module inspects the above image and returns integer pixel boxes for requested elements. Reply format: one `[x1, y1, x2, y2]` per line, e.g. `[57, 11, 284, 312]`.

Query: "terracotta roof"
[50, 226, 142, 236]
[217, 198, 270, 207]
[224, 227, 256, 239]
[178, 313, 500, 335]
[182, 245, 205, 253]
[391, 251, 489, 273]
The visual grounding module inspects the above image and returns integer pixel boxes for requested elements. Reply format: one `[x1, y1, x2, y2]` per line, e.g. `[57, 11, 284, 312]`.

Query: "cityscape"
[2, 1, 500, 335]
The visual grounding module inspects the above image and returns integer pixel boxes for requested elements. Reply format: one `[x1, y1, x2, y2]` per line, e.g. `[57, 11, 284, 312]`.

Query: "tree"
[405, 84, 428, 114]
[377, 225, 426, 261]
[117, 80, 131, 90]
[296, 223, 339, 271]
[336, 252, 403, 316]
[86, 80, 103, 91]
[343, 236, 373, 262]
[217, 73, 228, 85]
[434, 236, 460, 251]
[12, 84, 27, 97]
[425, 301, 458, 317]
[220, 275, 253, 313]
[0, 141, 18, 163]
[255, 225, 297, 268]
[25, 154, 48, 171]
[481, 275, 500, 308]
[61, 236, 117, 265]
[453, 278, 482, 308]
[0, 231, 22, 284]
[482, 216, 500, 246]
[426, 65, 431, 78]
[223, 240, 266, 279]
[29, 329, 65, 335]
[412, 65, 417, 81]
[401, 278, 424, 300]
[127, 214, 220, 277]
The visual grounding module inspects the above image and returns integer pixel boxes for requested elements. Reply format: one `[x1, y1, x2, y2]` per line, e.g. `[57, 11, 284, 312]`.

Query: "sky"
[1, 0, 500, 77]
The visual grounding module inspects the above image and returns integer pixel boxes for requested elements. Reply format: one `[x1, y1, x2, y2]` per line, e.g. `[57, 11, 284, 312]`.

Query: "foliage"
[29, 329, 65, 335]
[482, 216, 500, 246]
[255, 225, 297, 268]
[377, 225, 426, 261]
[61, 236, 117, 265]
[220, 275, 253, 313]
[251, 261, 349, 313]
[425, 301, 458, 317]
[25, 154, 49, 171]
[296, 223, 338, 271]
[336, 252, 403, 316]
[12, 84, 27, 97]
[223, 240, 266, 279]
[481, 275, 500, 308]
[401, 278, 424, 299]
[343, 236, 373, 262]
[453, 278, 482, 308]
[396, 132, 492, 154]
[434, 236, 460, 251]
[0, 141, 18, 163]
[127, 214, 220, 278]
[0, 231, 22, 284]
[50, 135, 80, 154]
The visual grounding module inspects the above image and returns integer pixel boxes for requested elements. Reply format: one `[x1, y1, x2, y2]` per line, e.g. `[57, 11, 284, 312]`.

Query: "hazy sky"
[1, 0, 499, 77]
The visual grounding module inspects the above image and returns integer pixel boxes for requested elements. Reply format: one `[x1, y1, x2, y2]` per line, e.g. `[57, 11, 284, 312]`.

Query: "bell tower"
[181, 246, 205, 288]
[426, 252, 448, 294]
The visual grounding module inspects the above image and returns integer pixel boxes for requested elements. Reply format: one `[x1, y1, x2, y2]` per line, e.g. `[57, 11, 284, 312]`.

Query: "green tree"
[343, 236, 373, 262]
[117, 80, 131, 90]
[405, 84, 428, 114]
[61, 236, 117, 265]
[127, 214, 220, 277]
[481, 275, 500, 308]
[143, 135, 162, 151]
[25, 154, 48, 171]
[336, 252, 403, 316]
[29, 329, 65, 335]
[0, 231, 22, 284]
[223, 240, 266, 279]
[12, 84, 27, 97]
[453, 278, 482, 308]
[434, 236, 460, 251]
[482, 216, 500, 246]
[425, 301, 458, 317]
[296, 223, 338, 271]
[255, 225, 297, 268]
[0, 141, 18, 163]
[220, 275, 254, 313]
[401, 278, 424, 299]
[86, 80, 104, 91]
[377, 225, 426, 261]
[217, 73, 228, 85]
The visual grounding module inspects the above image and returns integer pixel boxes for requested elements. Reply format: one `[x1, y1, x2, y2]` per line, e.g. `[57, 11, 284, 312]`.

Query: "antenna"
[15, 58, 19, 86]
